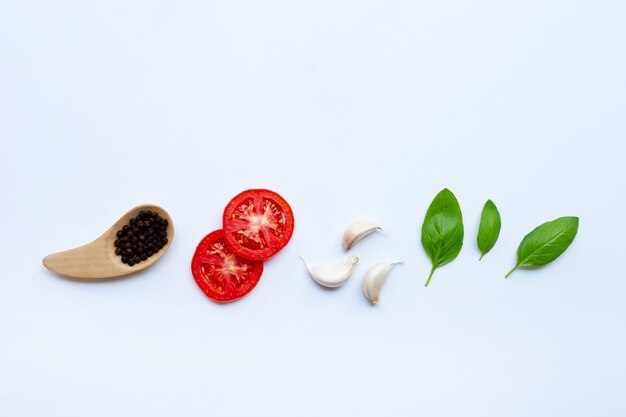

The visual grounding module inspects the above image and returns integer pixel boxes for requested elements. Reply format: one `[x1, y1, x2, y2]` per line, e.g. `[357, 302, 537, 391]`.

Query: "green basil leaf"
[477, 199, 501, 260]
[505, 216, 579, 278]
[421, 188, 464, 286]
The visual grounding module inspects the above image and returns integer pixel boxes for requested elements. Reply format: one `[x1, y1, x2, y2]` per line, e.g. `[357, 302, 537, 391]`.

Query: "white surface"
[1, 0, 625, 416]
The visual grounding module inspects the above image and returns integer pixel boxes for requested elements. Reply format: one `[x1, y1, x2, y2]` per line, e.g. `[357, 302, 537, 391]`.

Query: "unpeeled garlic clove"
[342, 220, 382, 251]
[300, 256, 359, 288]
[363, 261, 403, 304]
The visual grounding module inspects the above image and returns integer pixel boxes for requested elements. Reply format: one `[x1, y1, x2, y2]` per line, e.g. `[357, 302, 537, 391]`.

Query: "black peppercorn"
[113, 211, 169, 267]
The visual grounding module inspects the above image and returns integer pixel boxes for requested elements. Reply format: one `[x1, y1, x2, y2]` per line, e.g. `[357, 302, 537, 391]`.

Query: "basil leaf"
[421, 188, 464, 286]
[505, 216, 579, 278]
[477, 199, 501, 260]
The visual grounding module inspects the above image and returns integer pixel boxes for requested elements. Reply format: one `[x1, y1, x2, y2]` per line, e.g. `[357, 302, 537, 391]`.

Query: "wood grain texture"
[43, 204, 174, 279]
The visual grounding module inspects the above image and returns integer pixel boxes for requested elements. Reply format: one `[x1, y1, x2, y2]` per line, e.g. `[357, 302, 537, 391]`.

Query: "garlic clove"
[342, 220, 382, 251]
[363, 261, 403, 304]
[300, 256, 359, 288]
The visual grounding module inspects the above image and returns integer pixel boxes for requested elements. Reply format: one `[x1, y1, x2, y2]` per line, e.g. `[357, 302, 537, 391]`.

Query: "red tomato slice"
[191, 230, 264, 303]
[222, 189, 295, 261]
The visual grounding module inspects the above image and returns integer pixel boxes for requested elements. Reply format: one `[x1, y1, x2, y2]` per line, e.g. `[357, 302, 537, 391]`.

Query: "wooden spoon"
[43, 204, 174, 279]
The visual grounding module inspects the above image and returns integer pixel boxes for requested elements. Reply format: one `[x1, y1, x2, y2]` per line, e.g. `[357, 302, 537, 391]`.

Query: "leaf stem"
[479, 253, 485, 261]
[505, 265, 519, 279]
[425, 265, 436, 287]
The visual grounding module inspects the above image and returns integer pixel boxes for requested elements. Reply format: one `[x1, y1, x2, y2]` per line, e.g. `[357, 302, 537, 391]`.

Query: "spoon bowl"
[43, 204, 174, 279]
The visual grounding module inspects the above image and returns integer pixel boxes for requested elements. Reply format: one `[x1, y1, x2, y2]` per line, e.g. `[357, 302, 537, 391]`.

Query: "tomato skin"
[191, 230, 264, 303]
[222, 189, 295, 261]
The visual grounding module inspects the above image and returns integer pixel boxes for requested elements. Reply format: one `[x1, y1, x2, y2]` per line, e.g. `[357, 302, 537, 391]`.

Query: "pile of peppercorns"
[114, 210, 169, 266]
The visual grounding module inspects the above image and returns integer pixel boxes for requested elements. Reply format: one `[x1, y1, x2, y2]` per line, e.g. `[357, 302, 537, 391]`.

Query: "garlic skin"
[301, 256, 359, 288]
[342, 220, 382, 251]
[363, 261, 403, 304]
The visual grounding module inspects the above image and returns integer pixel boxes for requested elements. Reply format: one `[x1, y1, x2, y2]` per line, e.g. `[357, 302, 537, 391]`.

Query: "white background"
[1, 0, 625, 416]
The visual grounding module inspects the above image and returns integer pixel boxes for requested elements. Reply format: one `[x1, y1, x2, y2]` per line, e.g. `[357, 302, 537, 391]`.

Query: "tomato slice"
[222, 189, 295, 261]
[191, 230, 264, 303]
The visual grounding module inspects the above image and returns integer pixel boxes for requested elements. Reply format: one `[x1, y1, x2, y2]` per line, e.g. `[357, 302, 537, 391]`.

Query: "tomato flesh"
[191, 230, 264, 303]
[223, 189, 294, 261]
